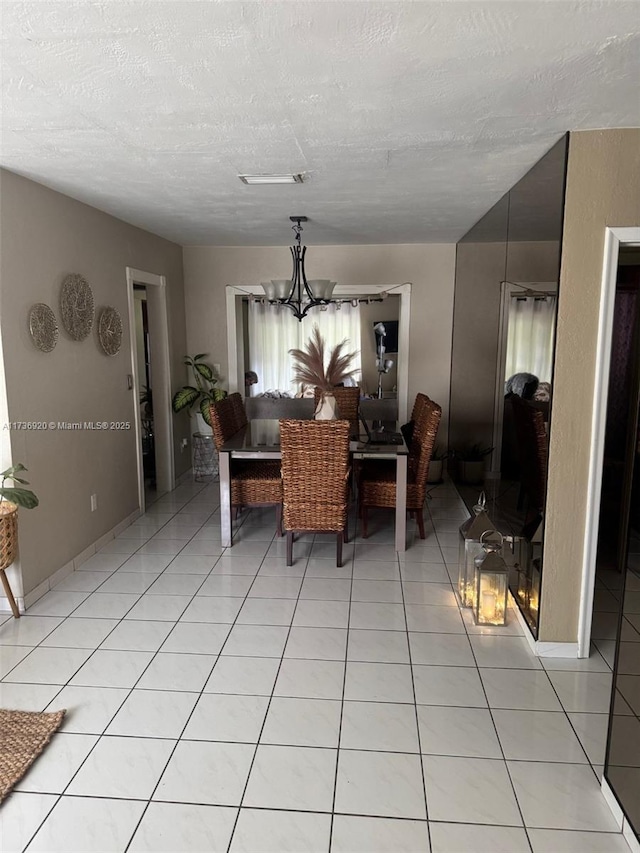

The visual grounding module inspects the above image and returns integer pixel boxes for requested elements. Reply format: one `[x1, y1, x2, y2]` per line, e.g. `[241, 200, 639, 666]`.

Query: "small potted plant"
[0, 464, 39, 618]
[456, 444, 493, 485]
[427, 445, 448, 484]
[172, 354, 227, 433]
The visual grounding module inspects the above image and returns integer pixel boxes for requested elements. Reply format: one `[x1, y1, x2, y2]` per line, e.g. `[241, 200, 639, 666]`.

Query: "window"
[505, 295, 557, 383]
[247, 300, 362, 395]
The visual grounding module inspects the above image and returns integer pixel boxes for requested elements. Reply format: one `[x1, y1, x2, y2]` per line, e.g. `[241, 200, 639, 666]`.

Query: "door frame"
[578, 227, 640, 657]
[126, 267, 175, 511]
[225, 283, 412, 423]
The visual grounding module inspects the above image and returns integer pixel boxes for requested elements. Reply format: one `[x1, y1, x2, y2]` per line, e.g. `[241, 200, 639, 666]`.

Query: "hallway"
[0, 480, 631, 852]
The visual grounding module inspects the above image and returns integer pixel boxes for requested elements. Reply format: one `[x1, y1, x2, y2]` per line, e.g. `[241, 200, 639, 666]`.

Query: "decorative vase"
[195, 412, 213, 436]
[314, 392, 338, 420]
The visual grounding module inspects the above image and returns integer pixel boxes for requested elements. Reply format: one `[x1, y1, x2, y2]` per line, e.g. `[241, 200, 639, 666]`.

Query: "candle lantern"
[473, 531, 509, 626]
[458, 492, 496, 607]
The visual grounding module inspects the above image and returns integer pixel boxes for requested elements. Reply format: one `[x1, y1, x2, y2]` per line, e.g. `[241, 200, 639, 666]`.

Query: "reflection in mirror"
[449, 135, 568, 637]
[601, 251, 640, 837]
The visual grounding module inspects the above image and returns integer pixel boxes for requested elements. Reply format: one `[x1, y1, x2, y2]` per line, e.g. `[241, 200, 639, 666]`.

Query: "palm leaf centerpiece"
[289, 325, 358, 418]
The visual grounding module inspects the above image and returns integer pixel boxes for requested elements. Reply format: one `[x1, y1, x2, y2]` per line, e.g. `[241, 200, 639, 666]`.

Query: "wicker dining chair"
[280, 418, 351, 566]
[313, 386, 361, 437]
[209, 397, 283, 534]
[228, 392, 249, 430]
[359, 397, 442, 539]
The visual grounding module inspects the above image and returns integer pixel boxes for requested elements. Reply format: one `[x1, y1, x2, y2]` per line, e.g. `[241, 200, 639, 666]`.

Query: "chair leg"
[343, 514, 349, 544]
[286, 531, 294, 566]
[416, 508, 426, 539]
[0, 569, 20, 618]
[336, 532, 343, 568]
[361, 506, 369, 539]
[276, 503, 283, 537]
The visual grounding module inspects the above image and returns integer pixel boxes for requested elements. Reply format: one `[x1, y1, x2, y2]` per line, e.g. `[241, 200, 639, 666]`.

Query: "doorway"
[133, 286, 156, 501]
[593, 252, 640, 843]
[579, 229, 640, 658]
[591, 255, 640, 644]
[126, 267, 175, 511]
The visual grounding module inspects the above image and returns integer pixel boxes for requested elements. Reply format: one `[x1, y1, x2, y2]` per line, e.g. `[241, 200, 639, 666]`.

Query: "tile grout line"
[327, 528, 357, 853]
[23, 482, 241, 849]
[119, 508, 283, 852]
[398, 545, 433, 851]
[223, 530, 321, 853]
[426, 492, 534, 847]
[18, 483, 216, 851]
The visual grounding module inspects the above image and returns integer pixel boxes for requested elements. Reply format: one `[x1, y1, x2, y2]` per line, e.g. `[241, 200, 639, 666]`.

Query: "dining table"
[218, 418, 410, 551]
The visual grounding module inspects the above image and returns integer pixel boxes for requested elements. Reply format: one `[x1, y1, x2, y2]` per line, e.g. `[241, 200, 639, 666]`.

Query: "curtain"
[248, 300, 362, 395]
[505, 296, 557, 382]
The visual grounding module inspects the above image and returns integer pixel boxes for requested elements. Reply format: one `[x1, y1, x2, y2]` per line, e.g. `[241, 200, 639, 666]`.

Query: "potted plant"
[289, 325, 358, 419]
[172, 354, 227, 433]
[0, 464, 39, 618]
[427, 445, 448, 484]
[456, 444, 493, 485]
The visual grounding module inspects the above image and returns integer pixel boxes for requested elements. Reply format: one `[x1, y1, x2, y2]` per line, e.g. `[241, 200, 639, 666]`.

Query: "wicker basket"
[0, 502, 18, 572]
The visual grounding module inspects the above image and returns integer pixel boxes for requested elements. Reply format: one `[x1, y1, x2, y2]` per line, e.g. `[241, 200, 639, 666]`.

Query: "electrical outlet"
[90, 494, 98, 512]
[213, 363, 221, 376]
[181, 438, 189, 451]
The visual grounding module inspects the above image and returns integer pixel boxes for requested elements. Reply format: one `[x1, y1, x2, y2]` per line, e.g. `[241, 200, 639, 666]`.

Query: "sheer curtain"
[248, 300, 362, 395]
[505, 295, 557, 382]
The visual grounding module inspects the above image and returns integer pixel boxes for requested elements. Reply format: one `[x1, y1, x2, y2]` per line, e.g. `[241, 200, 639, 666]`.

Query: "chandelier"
[258, 216, 338, 321]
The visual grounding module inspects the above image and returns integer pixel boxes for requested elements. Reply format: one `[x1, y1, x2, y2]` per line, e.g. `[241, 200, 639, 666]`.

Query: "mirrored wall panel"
[449, 135, 568, 637]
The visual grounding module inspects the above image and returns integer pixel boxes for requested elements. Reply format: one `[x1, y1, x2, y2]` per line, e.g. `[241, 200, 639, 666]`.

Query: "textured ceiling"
[1, 1, 639, 245]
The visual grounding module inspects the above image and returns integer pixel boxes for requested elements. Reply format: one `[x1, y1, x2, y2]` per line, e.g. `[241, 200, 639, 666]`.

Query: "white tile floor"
[0, 480, 633, 852]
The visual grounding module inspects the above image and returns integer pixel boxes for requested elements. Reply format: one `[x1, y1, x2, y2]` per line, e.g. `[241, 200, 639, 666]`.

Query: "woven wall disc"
[28, 303, 59, 352]
[97, 306, 123, 356]
[60, 274, 94, 341]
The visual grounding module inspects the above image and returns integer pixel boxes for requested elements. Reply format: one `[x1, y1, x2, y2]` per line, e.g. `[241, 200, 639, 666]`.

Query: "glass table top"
[220, 419, 408, 456]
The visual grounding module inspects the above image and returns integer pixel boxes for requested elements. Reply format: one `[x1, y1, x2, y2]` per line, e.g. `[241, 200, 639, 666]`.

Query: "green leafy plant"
[0, 464, 39, 509]
[171, 354, 226, 427]
[289, 325, 359, 392]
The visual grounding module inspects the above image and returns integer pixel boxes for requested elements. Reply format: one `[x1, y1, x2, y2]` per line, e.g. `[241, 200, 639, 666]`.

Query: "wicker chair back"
[209, 397, 238, 452]
[228, 392, 249, 430]
[279, 418, 350, 533]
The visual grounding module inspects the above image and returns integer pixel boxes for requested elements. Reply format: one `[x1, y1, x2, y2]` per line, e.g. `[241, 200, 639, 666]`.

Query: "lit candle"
[481, 590, 497, 621]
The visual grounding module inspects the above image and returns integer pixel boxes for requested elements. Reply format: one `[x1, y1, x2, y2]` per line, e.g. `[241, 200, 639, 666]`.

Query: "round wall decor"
[60, 273, 94, 340]
[28, 303, 59, 352]
[97, 306, 123, 356]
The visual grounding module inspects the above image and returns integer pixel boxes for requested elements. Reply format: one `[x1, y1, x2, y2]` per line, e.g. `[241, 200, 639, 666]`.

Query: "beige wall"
[183, 243, 456, 434]
[0, 169, 190, 596]
[542, 129, 640, 643]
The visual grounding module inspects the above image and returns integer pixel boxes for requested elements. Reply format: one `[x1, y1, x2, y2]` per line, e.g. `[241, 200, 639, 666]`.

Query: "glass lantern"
[473, 531, 509, 626]
[458, 492, 496, 608]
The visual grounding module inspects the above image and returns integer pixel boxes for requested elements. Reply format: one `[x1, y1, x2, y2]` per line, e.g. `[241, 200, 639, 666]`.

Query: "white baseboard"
[601, 777, 639, 851]
[535, 640, 580, 657]
[509, 591, 579, 658]
[624, 817, 640, 853]
[0, 508, 142, 614]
